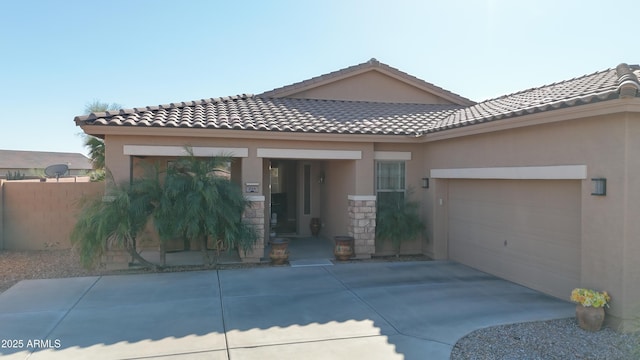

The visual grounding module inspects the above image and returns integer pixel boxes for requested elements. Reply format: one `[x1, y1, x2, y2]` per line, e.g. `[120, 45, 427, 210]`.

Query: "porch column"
[241, 195, 265, 263]
[348, 195, 376, 259]
[240, 155, 265, 263]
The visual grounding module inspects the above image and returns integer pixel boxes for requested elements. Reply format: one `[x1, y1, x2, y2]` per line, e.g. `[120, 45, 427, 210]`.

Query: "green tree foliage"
[70, 173, 159, 269]
[154, 150, 257, 265]
[71, 150, 258, 269]
[375, 189, 426, 256]
[5, 170, 25, 180]
[82, 100, 122, 181]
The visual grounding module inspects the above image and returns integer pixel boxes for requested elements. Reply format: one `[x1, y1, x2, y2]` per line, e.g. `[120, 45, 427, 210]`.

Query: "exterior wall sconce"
[591, 178, 606, 196]
[421, 177, 429, 189]
[318, 172, 325, 184]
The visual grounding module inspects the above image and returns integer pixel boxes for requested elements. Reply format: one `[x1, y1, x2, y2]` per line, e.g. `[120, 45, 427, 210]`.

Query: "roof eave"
[77, 125, 426, 144]
[422, 98, 640, 143]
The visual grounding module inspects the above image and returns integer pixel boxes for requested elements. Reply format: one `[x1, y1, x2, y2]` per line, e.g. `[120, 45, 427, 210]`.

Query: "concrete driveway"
[0, 261, 574, 359]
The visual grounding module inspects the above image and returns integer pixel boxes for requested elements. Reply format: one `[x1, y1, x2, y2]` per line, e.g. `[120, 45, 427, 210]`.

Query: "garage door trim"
[431, 165, 586, 180]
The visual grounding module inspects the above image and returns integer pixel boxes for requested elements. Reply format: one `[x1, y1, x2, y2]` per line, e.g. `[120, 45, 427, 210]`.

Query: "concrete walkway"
[0, 261, 574, 359]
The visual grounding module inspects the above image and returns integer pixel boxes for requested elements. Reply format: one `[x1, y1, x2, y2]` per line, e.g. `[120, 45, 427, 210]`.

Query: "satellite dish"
[44, 164, 69, 182]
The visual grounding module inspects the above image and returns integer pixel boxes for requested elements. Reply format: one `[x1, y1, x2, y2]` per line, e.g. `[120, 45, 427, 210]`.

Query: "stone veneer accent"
[240, 196, 265, 263]
[348, 195, 377, 259]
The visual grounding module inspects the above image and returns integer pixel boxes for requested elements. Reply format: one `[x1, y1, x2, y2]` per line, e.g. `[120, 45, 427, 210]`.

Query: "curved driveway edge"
[0, 261, 574, 359]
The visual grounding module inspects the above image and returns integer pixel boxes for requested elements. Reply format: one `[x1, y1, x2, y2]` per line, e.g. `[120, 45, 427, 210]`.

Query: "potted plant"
[570, 288, 611, 331]
[269, 237, 290, 265]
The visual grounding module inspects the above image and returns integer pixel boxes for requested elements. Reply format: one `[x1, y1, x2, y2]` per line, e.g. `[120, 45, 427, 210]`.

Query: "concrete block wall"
[2, 181, 104, 250]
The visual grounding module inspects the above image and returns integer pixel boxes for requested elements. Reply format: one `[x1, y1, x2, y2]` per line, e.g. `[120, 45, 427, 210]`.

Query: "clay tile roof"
[75, 95, 462, 136]
[423, 63, 640, 134]
[75, 63, 640, 137]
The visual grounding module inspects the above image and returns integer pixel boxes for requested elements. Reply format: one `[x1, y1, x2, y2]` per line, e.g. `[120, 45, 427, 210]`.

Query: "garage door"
[448, 179, 581, 299]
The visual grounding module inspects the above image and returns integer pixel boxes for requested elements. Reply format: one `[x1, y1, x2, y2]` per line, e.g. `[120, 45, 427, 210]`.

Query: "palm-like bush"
[155, 152, 258, 265]
[71, 149, 258, 269]
[375, 189, 425, 256]
[71, 176, 159, 269]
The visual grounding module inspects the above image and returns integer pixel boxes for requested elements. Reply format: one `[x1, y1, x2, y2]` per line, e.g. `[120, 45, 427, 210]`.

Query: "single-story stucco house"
[75, 58, 640, 331]
[0, 149, 92, 179]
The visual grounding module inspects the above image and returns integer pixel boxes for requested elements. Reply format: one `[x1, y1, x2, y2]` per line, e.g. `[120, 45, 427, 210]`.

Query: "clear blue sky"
[0, 0, 636, 156]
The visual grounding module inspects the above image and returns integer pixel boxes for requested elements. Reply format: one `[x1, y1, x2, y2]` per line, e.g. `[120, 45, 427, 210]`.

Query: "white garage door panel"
[448, 179, 581, 299]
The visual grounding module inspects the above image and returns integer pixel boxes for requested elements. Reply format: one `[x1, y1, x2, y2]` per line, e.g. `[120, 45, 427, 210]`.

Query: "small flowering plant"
[570, 288, 611, 308]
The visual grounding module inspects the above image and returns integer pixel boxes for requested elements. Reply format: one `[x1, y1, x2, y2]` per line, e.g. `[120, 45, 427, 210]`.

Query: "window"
[376, 161, 405, 204]
[303, 164, 311, 215]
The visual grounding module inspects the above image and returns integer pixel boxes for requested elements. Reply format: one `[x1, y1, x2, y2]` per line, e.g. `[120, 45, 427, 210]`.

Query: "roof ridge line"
[616, 63, 640, 98]
[475, 68, 615, 104]
[258, 95, 466, 108]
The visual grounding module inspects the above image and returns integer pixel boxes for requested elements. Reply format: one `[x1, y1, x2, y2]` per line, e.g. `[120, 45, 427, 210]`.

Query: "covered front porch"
[103, 140, 425, 269]
[236, 146, 379, 263]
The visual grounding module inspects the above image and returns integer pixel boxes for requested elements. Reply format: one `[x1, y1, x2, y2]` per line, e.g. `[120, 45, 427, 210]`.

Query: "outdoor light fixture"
[318, 172, 325, 184]
[591, 178, 606, 196]
[421, 177, 429, 189]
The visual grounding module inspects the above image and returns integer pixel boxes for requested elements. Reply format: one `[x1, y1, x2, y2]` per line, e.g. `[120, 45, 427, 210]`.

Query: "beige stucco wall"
[622, 113, 640, 331]
[3, 182, 104, 250]
[321, 160, 355, 240]
[423, 112, 638, 330]
[0, 180, 4, 249]
[288, 71, 457, 104]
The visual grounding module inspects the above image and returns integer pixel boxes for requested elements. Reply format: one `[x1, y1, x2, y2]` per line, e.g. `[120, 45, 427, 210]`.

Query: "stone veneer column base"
[348, 195, 377, 259]
[240, 196, 265, 263]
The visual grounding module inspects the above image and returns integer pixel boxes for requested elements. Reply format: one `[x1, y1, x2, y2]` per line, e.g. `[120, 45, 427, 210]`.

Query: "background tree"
[83, 100, 122, 181]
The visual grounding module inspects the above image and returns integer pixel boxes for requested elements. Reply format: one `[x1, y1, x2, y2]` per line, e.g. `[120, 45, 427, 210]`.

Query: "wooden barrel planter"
[269, 238, 290, 265]
[334, 236, 354, 261]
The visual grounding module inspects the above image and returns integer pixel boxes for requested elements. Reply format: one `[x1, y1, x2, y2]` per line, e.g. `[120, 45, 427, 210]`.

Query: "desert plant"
[70, 176, 160, 269]
[71, 149, 258, 269]
[154, 149, 258, 265]
[375, 188, 425, 256]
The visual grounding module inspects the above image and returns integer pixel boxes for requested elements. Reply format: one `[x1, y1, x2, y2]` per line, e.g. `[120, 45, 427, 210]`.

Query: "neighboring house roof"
[0, 150, 92, 171]
[75, 62, 640, 137]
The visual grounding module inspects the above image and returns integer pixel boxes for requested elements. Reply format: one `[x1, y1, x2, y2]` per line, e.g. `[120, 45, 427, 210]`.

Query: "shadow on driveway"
[0, 261, 574, 359]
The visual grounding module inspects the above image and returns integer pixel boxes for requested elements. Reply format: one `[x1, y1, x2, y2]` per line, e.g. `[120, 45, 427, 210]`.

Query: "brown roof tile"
[76, 96, 463, 136]
[75, 63, 640, 137]
[423, 64, 640, 134]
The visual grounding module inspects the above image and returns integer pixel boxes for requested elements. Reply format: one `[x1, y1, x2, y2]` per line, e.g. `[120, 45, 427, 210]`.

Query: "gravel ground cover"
[1, 249, 638, 359]
[450, 318, 639, 360]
